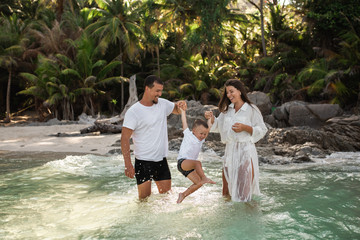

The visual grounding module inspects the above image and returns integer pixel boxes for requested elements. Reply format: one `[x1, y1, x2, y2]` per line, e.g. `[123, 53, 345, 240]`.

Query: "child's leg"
[181, 159, 215, 184]
[177, 171, 203, 204]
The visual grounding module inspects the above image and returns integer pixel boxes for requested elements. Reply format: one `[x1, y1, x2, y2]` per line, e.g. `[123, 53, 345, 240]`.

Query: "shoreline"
[0, 123, 121, 156]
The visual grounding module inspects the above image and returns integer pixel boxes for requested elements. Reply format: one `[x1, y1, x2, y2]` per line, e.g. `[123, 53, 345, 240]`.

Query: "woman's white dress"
[211, 102, 268, 202]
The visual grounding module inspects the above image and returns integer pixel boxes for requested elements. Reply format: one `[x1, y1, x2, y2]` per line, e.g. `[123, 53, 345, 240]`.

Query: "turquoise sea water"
[0, 151, 359, 239]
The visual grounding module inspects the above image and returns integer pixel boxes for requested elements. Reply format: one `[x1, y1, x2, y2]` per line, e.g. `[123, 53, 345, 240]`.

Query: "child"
[177, 107, 215, 204]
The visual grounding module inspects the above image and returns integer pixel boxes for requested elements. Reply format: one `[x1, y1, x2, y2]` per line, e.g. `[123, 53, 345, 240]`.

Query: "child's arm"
[180, 108, 188, 130]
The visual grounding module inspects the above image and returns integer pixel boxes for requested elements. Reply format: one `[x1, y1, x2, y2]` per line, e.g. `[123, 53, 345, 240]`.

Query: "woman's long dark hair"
[218, 79, 252, 113]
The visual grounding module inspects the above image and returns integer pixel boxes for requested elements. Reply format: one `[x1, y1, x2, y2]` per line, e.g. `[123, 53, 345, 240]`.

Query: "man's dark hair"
[192, 119, 209, 130]
[144, 75, 164, 88]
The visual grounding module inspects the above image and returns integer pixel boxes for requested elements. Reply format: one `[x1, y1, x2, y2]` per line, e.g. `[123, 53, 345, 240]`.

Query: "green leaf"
[61, 69, 81, 79]
[97, 61, 122, 80]
[194, 80, 208, 91]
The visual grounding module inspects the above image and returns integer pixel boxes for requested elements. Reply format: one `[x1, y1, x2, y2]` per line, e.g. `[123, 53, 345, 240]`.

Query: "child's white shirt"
[177, 128, 205, 161]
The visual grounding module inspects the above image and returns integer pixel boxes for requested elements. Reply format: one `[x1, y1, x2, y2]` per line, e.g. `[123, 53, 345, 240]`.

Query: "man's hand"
[173, 100, 187, 114]
[124, 163, 135, 178]
[121, 127, 135, 179]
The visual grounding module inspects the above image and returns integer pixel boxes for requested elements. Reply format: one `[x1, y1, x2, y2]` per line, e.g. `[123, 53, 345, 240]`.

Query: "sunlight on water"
[0, 151, 359, 239]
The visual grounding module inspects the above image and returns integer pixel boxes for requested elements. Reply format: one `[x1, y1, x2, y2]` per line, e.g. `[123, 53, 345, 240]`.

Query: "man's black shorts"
[134, 157, 171, 185]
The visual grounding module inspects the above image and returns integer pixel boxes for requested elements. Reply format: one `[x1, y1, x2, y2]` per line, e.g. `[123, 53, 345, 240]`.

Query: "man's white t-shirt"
[123, 98, 174, 161]
[177, 128, 205, 161]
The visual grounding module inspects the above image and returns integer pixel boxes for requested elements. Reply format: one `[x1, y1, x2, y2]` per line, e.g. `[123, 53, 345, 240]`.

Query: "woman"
[205, 79, 267, 202]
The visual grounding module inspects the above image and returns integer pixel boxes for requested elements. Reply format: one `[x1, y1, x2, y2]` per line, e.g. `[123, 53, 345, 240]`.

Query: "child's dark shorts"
[177, 158, 195, 177]
[134, 157, 171, 185]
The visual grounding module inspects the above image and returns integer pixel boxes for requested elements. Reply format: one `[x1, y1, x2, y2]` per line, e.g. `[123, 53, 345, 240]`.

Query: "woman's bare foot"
[177, 193, 185, 204]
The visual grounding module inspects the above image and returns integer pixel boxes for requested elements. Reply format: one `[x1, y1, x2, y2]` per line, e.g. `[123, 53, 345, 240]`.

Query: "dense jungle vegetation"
[1, 0, 359, 122]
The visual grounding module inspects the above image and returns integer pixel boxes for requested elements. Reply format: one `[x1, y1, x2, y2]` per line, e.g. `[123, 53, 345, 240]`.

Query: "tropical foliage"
[1, 0, 360, 121]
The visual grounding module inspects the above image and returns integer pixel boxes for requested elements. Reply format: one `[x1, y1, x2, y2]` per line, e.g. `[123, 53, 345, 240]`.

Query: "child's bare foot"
[203, 177, 216, 184]
[177, 193, 185, 204]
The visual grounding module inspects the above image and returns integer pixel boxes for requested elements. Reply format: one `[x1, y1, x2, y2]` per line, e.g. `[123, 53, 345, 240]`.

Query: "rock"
[271, 101, 344, 128]
[203, 141, 225, 156]
[292, 154, 313, 163]
[111, 139, 121, 147]
[78, 113, 96, 124]
[262, 125, 360, 152]
[248, 91, 272, 116]
[108, 149, 122, 154]
[307, 104, 343, 121]
[169, 138, 182, 151]
[288, 105, 323, 128]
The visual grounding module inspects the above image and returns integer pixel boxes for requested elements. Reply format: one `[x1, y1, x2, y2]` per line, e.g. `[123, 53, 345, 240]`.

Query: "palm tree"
[180, 53, 236, 103]
[247, 0, 267, 57]
[0, 14, 27, 122]
[60, 34, 125, 116]
[19, 33, 126, 119]
[18, 54, 74, 120]
[139, 0, 169, 77]
[86, 0, 143, 111]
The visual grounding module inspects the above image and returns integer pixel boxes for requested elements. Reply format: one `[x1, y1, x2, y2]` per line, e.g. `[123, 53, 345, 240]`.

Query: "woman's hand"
[231, 122, 247, 133]
[204, 111, 213, 120]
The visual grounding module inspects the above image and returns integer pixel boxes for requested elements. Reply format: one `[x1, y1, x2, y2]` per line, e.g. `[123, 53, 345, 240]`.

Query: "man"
[121, 75, 186, 200]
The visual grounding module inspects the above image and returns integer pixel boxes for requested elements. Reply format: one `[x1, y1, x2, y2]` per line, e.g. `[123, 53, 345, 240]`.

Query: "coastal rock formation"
[265, 101, 343, 128]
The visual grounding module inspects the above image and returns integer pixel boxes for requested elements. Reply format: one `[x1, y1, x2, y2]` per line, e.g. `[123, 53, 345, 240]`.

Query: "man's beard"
[152, 98, 159, 104]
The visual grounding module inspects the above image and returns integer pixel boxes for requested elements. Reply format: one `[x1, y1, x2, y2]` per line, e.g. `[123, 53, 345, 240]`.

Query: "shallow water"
[0, 151, 359, 239]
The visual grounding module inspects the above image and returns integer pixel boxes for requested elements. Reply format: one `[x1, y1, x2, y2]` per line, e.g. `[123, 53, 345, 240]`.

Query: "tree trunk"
[260, 0, 267, 57]
[156, 45, 160, 77]
[248, 0, 267, 57]
[120, 52, 124, 112]
[89, 96, 95, 117]
[56, 0, 64, 22]
[4, 68, 11, 123]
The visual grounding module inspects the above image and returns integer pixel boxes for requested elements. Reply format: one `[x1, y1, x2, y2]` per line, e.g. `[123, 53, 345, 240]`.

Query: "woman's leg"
[222, 168, 230, 198]
[237, 160, 252, 201]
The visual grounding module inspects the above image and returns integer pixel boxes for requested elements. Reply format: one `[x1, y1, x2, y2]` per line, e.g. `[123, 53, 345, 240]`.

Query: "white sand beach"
[0, 123, 121, 155]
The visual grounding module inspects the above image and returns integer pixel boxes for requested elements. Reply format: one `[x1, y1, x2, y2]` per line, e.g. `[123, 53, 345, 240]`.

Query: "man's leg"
[155, 179, 171, 194]
[138, 180, 152, 200]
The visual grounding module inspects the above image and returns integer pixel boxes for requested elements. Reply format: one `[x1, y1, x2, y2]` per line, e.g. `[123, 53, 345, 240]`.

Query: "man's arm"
[121, 127, 135, 178]
[180, 109, 188, 130]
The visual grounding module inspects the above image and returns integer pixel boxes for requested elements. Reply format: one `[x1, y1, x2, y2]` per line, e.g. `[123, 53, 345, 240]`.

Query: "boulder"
[307, 104, 343, 121]
[288, 105, 323, 128]
[248, 91, 272, 116]
[270, 101, 344, 128]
